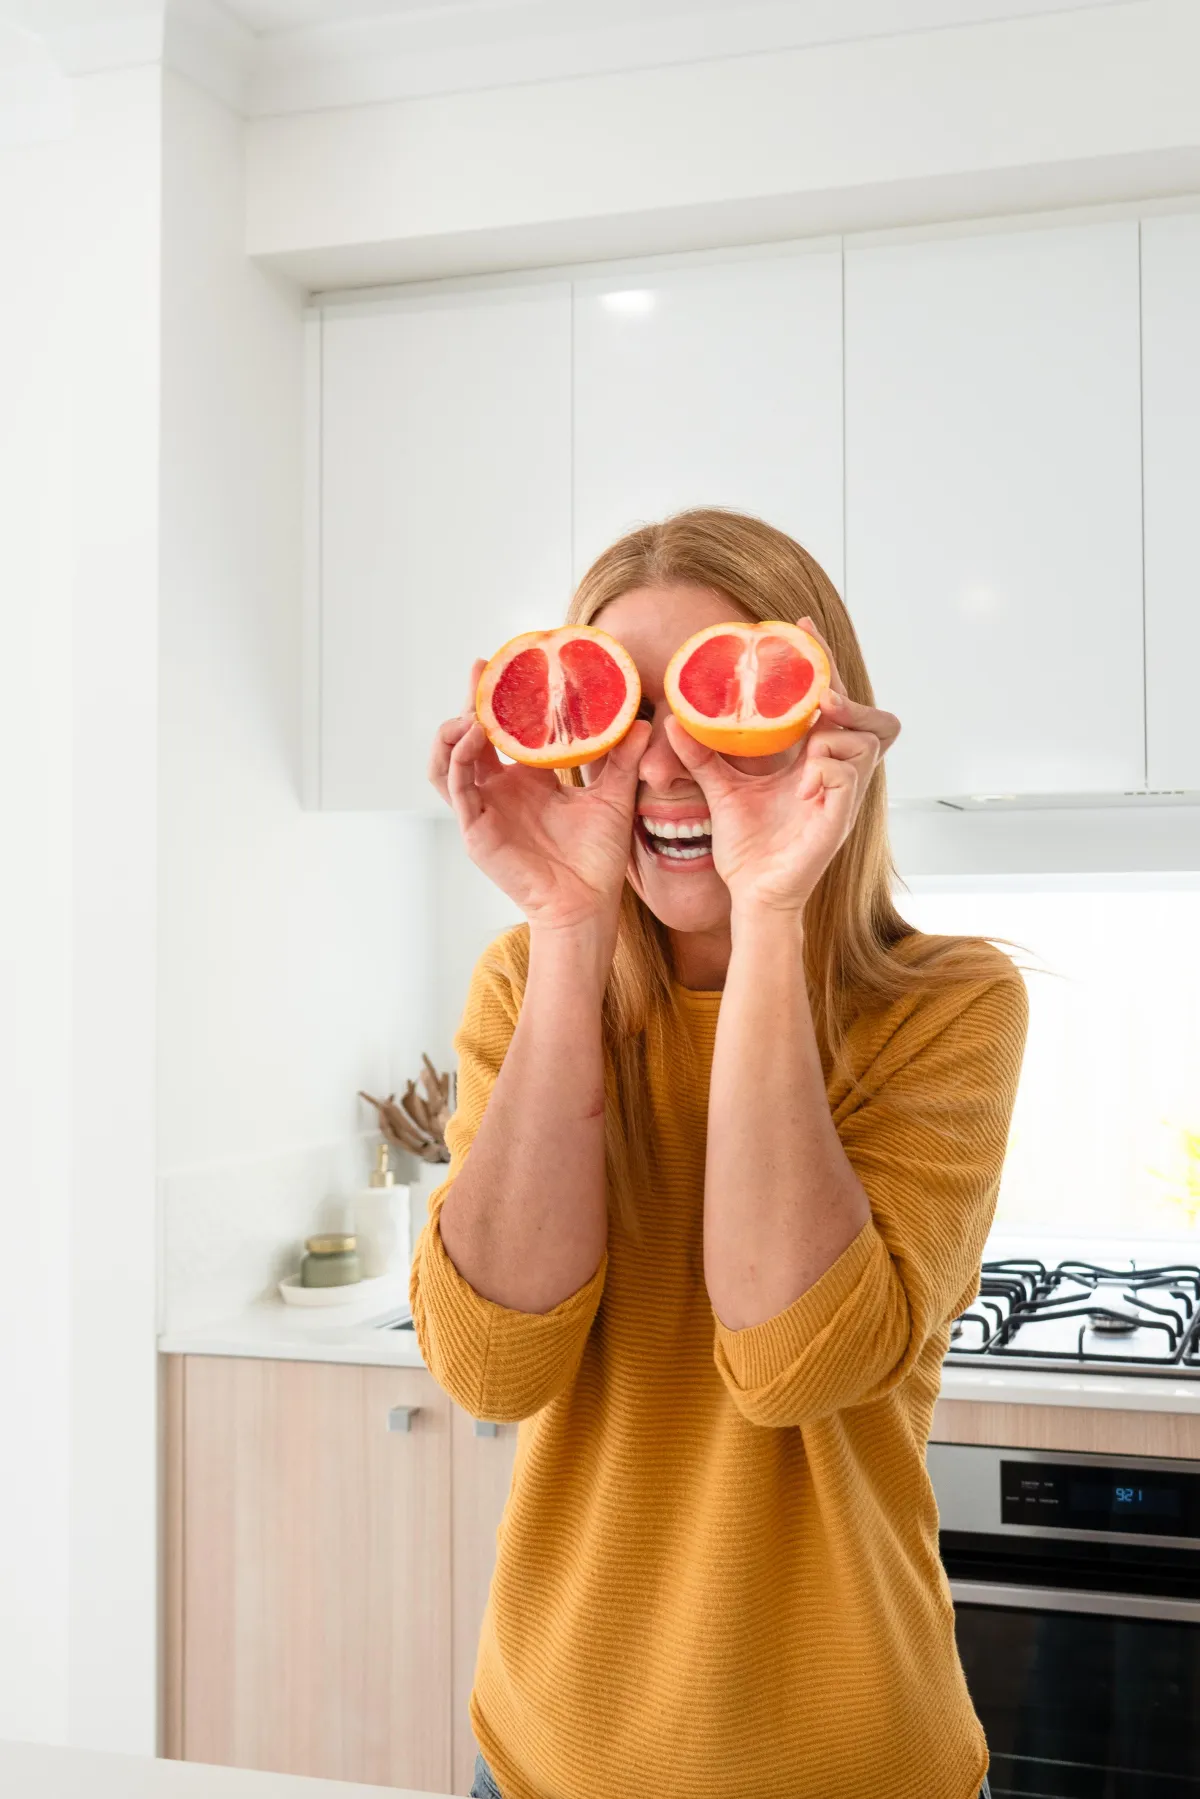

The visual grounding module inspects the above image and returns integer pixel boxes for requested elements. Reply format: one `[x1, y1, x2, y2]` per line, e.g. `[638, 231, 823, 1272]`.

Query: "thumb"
[598, 718, 651, 790]
[663, 714, 733, 802]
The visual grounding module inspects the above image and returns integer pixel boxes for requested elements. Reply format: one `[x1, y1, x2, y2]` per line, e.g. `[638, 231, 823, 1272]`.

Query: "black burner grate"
[947, 1258, 1200, 1375]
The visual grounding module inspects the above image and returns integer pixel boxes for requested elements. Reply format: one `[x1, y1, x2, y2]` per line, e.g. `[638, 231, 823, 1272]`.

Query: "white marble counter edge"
[159, 1273, 427, 1369]
[0, 1739, 447, 1797]
[160, 1301, 1200, 1412]
[937, 1362, 1200, 1414]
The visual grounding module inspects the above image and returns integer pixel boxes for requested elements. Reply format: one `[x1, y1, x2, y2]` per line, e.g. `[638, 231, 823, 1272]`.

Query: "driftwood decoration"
[360, 1055, 454, 1164]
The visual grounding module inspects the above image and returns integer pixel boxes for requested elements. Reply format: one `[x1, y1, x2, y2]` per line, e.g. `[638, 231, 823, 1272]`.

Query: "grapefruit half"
[664, 620, 831, 757]
[476, 625, 642, 769]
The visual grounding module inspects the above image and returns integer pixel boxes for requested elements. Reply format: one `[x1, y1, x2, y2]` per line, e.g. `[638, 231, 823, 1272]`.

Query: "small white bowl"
[278, 1272, 398, 1309]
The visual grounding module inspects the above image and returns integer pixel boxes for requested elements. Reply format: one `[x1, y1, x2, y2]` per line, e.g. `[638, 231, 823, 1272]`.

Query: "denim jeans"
[469, 1749, 992, 1798]
[469, 1753, 504, 1799]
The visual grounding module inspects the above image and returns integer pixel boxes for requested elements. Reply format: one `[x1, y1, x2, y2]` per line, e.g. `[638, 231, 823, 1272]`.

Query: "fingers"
[662, 712, 712, 769]
[430, 658, 496, 806]
[446, 722, 491, 829]
[799, 750, 859, 807]
[597, 718, 651, 788]
[797, 615, 901, 749]
[804, 725, 883, 769]
[797, 727, 883, 818]
[814, 692, 902, 752]
[663, 714, 738, 802]
[430, 713, 505, 803]
[428, 714, 472, 804]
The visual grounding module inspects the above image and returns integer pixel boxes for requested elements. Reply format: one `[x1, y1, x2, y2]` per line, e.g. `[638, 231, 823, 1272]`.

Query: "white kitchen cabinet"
[316, 286, 573, 812]
[573, 250, 844, 589]
[1142, 213, 1200, 794]
[845, 220, 1145, 803]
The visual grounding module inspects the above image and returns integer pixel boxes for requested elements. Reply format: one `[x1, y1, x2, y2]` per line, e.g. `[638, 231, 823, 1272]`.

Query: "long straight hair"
[506, 509, 1030, 1237]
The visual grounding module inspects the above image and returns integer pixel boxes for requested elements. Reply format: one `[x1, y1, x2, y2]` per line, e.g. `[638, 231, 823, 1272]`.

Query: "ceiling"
[224, 0, 1128, 43]
[3, 0, 1135, 118]
[223, 0, 1129, 40]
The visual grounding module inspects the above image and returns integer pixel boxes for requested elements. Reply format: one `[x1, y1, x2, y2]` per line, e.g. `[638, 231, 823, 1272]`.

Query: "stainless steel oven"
[929, 1443, 1200, 1798]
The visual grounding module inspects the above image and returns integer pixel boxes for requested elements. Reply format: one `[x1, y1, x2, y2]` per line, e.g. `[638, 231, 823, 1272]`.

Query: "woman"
[411, 509, 1028, 1799]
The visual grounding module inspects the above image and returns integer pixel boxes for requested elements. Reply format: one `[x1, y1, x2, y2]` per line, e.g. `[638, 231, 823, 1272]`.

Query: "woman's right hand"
[429, 660, 652, 934]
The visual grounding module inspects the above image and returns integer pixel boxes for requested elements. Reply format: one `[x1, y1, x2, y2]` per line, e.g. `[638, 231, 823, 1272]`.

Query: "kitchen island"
[0, 1740, 454, 1797]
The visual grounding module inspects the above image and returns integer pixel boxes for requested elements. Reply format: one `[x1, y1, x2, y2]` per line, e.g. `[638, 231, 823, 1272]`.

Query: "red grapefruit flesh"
[665, 620, 830, 756]
[477, 626, 642, 768]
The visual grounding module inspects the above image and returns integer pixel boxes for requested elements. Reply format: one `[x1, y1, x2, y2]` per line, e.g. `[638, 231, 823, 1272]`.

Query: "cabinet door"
[1142, 213, 1200, 794]
[318, 287, 572, 811]
[450, 1407, 518, 1796]
[573, 251, 844, 588]
[845, 221, 1145, 802]
[174, 1356, 452, 1791]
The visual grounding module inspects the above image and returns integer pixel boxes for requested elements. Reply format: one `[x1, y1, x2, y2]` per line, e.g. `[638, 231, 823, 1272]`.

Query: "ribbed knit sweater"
[409, 925, 1029, 1799]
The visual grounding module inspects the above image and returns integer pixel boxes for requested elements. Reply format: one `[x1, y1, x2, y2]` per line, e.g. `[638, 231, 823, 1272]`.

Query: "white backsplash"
[160, 1134, 433, 1332]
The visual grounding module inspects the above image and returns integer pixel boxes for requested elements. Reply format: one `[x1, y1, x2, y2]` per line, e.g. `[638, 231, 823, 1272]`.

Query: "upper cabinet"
[309, 211, 1200, 813]
[572, 252, 844, 589]
[316, 286, 572, 813]
[1141, 213, 1200, 794]
[844, 220, 1145, 803]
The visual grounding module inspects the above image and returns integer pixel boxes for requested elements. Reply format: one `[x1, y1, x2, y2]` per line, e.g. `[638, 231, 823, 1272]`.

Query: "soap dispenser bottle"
[353, 1141, 408, 1279]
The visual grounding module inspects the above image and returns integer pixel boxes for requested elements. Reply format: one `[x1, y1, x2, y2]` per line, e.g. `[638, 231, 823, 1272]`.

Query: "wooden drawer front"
[932, 1398, 1200, 1461]
[450, 1409, 519, 1794]
[170, 1356, 452, 1791]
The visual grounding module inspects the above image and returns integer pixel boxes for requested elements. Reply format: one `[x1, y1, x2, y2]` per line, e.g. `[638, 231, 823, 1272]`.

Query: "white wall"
[431, 823, 519, 1068]
[0, 39, 75, 1753]
[0, 52, 161, 1752]
[246, 0, 1200, 286]
[158, 70, 431, 1189]
[0, 49, 437, 1756]
[67, 62, 162, 1759]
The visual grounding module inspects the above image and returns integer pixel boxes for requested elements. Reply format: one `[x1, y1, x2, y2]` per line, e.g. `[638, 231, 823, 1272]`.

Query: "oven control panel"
[1001, 1459, 1200, 1537]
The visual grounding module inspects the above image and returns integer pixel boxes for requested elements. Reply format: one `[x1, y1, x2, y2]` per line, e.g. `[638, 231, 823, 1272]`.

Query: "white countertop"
[0, 1741, 449, 1798]
[159, 1271, 425, 1369]
[937, 1360, 1200, 1414]
[159, 1283, 1200, 1413]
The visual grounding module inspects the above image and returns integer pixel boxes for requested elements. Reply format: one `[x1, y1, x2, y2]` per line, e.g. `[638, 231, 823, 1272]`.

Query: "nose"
[636, 701, 701, 796]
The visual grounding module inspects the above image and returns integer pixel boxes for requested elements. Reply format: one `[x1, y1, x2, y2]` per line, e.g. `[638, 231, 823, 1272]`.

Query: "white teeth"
[642, 816, 712, 839]
[657, 842, 710, 860]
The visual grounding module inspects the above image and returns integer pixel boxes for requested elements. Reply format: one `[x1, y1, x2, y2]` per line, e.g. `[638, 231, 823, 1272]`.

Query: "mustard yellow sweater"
[410, 926, 1028, 1799]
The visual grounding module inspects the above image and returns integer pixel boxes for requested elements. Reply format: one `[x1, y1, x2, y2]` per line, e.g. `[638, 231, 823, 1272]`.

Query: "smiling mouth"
[637, 815, 714, 864]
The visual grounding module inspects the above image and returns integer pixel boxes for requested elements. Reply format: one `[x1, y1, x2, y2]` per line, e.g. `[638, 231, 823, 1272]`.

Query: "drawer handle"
[387, 1405, 421, 1433]
[473, 1419, 499, 1438]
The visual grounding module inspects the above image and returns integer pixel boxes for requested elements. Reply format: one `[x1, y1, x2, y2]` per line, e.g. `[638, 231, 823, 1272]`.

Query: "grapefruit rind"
[476, 625, 642, 769]
[664, 620, 831, 758]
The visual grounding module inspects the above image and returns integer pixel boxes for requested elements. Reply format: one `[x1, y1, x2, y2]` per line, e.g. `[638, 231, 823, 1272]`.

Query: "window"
[898, 879, 1200, 1247]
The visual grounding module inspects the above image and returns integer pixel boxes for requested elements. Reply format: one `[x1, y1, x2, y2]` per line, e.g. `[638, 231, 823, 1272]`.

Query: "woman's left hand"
[663, 617, 901, 916]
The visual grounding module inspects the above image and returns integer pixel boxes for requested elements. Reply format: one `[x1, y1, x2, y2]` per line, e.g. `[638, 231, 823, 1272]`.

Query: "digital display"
[1000, 1459, 1200, 1538]
[1067, 1480, 1181, 1521]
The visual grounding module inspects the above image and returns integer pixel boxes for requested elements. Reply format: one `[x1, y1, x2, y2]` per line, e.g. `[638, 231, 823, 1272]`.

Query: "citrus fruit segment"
[476, 626, 642, 769]
[664, 620, 831, 757]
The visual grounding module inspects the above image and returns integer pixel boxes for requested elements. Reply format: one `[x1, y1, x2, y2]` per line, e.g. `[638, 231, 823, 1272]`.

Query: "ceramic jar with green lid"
[300, 1233, 362, 1288]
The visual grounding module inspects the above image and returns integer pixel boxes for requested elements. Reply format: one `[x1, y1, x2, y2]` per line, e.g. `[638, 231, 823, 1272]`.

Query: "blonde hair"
[509, 508, 1030, 1236]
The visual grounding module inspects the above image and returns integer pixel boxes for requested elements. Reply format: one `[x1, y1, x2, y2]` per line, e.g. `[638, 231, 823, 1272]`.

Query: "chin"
[626, 854, 731, 936]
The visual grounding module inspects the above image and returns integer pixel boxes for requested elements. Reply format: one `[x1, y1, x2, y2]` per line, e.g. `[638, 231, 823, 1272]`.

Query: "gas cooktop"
[946, 1258, 1200, 1378]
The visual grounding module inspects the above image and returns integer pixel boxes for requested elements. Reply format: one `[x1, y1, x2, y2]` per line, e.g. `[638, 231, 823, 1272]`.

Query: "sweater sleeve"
[711, 969, 1029, 1429]
[407, 930, 608, 1424]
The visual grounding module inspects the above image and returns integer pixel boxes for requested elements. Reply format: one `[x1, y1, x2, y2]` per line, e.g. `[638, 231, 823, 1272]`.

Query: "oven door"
[947, 1569, 1200, 1797]
[931, 1444, 1200, 1797]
